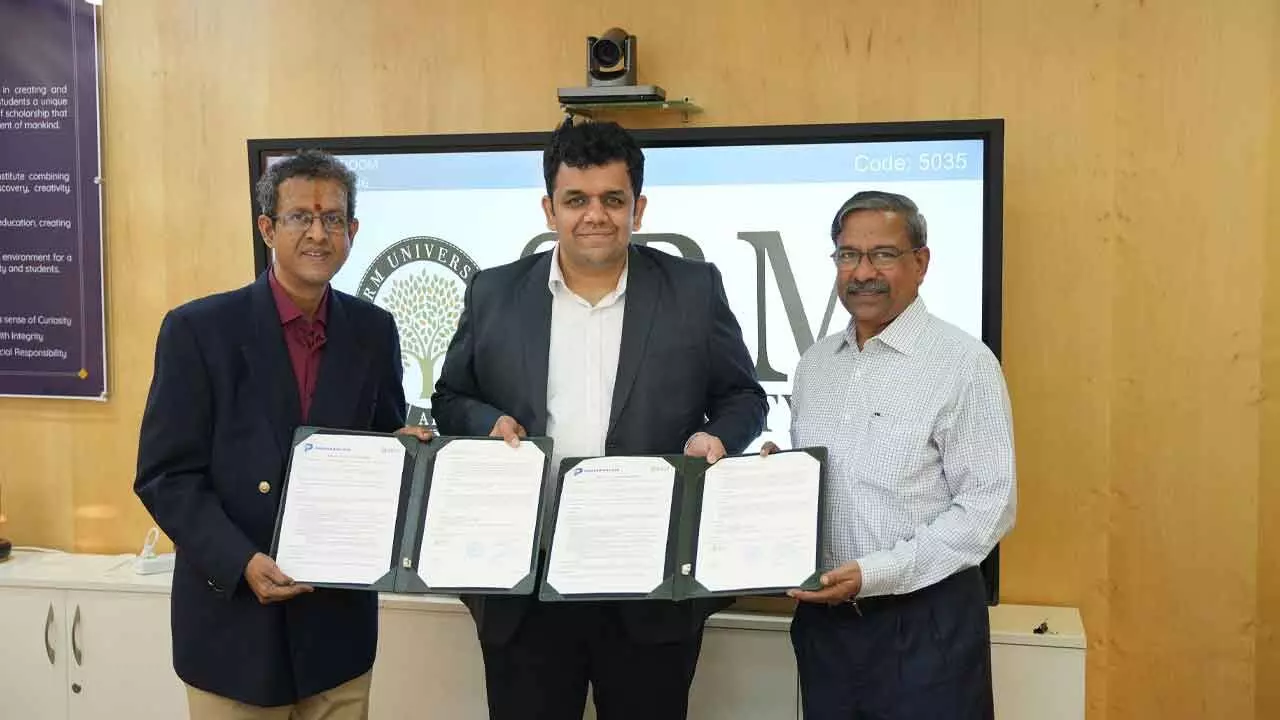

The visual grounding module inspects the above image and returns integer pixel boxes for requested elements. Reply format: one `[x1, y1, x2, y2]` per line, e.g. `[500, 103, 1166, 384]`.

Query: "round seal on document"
[357, 236, 479, 428]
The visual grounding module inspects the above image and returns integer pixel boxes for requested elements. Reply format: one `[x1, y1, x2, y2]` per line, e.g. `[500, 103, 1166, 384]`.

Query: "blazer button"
[258, 481, 271, 494]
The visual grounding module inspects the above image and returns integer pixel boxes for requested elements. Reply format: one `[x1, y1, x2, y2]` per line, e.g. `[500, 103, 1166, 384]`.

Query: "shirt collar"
[268, 267, 329, 326]
[547, 244, 629, 301]
[839, 296, 928, 355]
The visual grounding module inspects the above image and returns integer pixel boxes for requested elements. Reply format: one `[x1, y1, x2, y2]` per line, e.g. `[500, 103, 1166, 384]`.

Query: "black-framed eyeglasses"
[272, 210, 349, 234]
[829, 247, 916, 269]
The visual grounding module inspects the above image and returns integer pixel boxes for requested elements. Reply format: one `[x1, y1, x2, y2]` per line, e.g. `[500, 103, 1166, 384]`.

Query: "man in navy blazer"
[432, 119, 768, 720]
[135, 149, 429, 719]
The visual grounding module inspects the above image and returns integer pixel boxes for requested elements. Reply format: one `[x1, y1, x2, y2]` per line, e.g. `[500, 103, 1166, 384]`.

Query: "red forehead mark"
[314, 203, 322, 211]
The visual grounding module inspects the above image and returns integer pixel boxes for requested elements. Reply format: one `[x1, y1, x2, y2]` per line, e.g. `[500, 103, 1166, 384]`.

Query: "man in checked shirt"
[763, 190, 1016, 720]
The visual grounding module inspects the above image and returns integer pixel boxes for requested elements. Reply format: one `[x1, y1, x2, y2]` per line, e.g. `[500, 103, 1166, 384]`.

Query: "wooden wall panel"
[1258, 4, 1280, 719]
[1109, 1, 1271, 717]
[977, 4, 1117, 716]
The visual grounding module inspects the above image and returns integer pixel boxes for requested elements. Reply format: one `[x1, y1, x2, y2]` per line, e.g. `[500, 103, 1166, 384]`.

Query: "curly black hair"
[542, 117, 645, 199]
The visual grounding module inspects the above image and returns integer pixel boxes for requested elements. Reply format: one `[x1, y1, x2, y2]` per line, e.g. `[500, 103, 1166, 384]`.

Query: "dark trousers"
[790, 567, 994, 720]
[480, 600, 705, 720]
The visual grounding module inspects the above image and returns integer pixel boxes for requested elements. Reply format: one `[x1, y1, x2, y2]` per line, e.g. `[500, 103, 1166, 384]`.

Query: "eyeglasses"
[829, 247, 916, 269]
[273, 210, 349, 234]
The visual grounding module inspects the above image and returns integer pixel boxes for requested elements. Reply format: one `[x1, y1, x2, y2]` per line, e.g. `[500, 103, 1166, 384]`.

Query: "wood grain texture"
[1258, 4, 1280, 719]
[1109, 1, 1271, 717]
[977, 3, 1117, 716]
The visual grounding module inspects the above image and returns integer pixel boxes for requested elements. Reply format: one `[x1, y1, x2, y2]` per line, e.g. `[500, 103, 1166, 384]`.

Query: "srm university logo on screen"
[359, 232, 836, 431]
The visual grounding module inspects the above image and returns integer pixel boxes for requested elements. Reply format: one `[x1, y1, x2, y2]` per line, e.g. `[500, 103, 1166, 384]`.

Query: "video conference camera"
[557, 27, 666, 104]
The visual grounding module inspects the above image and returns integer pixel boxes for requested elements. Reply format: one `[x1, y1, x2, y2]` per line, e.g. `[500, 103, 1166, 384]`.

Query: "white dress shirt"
[543, 246, 627, 529]
[790, 297, 1016, 598]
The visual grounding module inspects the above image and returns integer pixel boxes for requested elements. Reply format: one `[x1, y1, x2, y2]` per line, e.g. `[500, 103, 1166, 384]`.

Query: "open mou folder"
[270, 427, 552, 594]
[540, 448, 828, 602]
[269, 427, 827, 600]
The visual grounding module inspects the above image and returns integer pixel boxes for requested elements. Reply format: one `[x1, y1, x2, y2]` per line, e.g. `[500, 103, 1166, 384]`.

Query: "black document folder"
[269, 426, 553, 595]
[538, 447, 827, 602]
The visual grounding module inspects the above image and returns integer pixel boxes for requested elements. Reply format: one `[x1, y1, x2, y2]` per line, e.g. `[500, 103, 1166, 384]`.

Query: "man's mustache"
[845, 280, 889, 294]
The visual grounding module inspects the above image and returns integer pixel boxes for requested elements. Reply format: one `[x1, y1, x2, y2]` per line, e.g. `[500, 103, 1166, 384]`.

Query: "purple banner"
[0, 0, 104, 399]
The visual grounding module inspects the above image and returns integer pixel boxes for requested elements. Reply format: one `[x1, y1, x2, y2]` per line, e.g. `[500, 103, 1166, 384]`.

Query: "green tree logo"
[357, 236, 479, 425]
[381, 269, 463, 393]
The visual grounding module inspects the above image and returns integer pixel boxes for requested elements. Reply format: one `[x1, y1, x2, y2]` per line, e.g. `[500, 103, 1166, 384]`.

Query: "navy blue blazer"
[134, 272, 406, 706]
[431, 244, 768, 645]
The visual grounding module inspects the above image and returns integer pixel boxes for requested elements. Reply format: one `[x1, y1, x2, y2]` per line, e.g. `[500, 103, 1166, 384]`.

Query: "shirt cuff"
[854, 551, 899, 598]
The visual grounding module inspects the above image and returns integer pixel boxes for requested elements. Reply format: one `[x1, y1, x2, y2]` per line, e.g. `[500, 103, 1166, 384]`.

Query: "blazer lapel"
[308, 291, 370, 429]
[246, 274, 301, 455]
[609, 247, 658, 434]
[518, 253, 553, 435]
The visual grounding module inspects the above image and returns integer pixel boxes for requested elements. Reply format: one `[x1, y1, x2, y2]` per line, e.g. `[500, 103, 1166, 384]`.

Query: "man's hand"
[685, 431, 728, 463]
[244, 552, 312, 605]
[759, 441, 781, 457]
[394, 425, 434, 442]
[788, 561, 863, 605]
[490, 415, 527, 447]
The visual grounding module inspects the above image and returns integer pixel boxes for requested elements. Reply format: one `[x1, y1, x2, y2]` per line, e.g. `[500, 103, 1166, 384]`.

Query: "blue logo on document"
[573, 466, 620, 476]
[300, 441, 348, 454]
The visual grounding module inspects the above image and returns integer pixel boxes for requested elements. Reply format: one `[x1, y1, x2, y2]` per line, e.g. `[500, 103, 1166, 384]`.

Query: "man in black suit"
[432, 119, 768, 720]
[135, 149, 430, 719]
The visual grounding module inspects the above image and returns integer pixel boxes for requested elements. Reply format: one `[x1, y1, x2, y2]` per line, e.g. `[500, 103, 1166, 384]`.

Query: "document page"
[694, 452, 820, 592]
[545, 456, 675, 596]
[417, 439, 545, 589]
[274, 434, 407, 586]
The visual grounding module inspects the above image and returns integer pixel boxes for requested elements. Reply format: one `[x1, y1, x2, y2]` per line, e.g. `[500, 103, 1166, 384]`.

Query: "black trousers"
[480, 600, 705, 720]
[790, 567, 995, 720]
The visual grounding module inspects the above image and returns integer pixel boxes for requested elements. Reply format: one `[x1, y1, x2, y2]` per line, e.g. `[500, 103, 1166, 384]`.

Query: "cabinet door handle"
[72, 604, 82, 666]
[44, 603, 55, 665]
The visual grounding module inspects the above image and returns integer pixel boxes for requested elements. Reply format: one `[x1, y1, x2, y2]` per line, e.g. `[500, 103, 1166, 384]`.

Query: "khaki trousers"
[185, 671, 372, 720]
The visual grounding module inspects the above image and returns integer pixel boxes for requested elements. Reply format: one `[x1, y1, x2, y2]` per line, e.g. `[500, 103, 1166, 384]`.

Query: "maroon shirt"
[268, 270, 328, 421]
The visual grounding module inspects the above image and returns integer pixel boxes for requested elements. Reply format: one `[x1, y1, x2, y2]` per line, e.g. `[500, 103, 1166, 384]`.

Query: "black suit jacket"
[431, 245, 768, 645]
[134, 272, 406, 706]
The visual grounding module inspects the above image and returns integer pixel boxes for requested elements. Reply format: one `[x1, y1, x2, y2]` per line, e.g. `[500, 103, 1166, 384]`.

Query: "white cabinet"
[989, 604, 1086, 720]
[687, 623, 799, 720]
[373, 596, 801, 720]
[0, 553, 1087, 720]
[65, 590, 188, 720]
[370, 599, 490, 719]
[0, 553, 187, 720]
[0, 587, 69, 720]
[582, 620, 801, 719]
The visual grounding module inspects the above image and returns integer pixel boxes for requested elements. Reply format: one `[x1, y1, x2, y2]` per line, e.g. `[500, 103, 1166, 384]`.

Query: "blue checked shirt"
[790, 297, 1016, 598]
